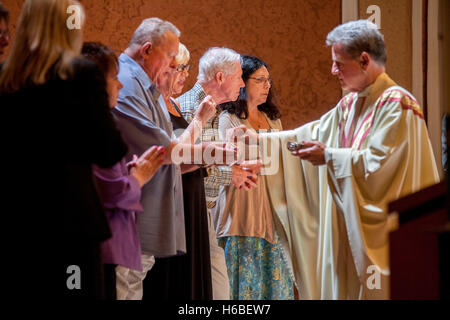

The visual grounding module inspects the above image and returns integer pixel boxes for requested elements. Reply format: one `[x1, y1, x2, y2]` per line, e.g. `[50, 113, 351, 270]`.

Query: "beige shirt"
[213, 111, 283, 243]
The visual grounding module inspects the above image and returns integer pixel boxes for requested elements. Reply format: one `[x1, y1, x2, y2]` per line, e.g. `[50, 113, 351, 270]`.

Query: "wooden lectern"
[388, 181, 449, 300]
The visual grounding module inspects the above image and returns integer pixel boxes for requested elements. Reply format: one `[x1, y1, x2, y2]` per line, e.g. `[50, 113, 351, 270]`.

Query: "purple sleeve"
[92, 159, 143, 213]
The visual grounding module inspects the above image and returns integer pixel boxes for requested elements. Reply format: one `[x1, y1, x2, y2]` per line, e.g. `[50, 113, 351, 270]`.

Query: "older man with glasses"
[141, 42, 217, 300]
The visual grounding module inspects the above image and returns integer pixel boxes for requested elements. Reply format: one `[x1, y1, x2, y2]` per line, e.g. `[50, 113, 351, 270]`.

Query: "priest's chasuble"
[260, 73, 440, 299]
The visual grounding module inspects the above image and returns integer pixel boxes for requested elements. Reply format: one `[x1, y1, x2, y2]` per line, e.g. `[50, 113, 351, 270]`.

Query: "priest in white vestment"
[230, 20, 440, 299]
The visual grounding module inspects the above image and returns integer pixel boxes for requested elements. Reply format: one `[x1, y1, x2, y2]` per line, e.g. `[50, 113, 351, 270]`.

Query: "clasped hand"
[231, 160, 262, 191]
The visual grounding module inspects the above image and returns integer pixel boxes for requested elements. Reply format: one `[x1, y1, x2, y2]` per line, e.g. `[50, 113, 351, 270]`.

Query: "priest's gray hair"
[197, 47, 241, 82]
[326, 20, 386, 66]
[129, 17, 180, 47]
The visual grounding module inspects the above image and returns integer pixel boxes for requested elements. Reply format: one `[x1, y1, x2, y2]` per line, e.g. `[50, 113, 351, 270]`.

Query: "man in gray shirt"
[112, 17, 182, 300]
[112, 18, 229, 300]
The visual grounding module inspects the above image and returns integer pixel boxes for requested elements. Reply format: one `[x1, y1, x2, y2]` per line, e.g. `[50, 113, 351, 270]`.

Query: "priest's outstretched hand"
[291, 140, 326, 166]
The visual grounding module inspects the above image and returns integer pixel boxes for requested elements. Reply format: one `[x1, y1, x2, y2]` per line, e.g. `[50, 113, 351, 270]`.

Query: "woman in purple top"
[82, 42, 165, 300]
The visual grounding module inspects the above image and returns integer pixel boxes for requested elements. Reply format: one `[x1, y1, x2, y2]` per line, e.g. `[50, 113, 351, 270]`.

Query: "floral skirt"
[217, 234, 294, 300]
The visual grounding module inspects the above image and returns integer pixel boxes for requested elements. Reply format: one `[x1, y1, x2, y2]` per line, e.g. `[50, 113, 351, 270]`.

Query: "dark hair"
[0, 2, 9, 23]
[81, 42, 118, 77]
[219, 55, 281, 120]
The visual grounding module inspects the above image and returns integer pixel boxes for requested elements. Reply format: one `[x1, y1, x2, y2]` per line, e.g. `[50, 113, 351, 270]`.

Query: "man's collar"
[359, 72, 397, 106]
[193, 82, 222, 115]
[358, 83, 373, 98]
[150, 83, 161, 100]
[119, 53, 161, 99]
[193, 82, 207, 103]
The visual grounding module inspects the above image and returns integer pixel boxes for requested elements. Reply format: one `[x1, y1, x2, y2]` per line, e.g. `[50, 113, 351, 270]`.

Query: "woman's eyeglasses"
[176, 64, 190, 73]
[248, 77, 272, 85]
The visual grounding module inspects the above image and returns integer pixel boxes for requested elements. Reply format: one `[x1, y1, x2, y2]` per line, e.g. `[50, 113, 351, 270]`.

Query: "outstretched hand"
[240, 159, 263, 175]
[291, 140, 326, 166]
[203, 141, 237, 166]
[226, 125, 259, 145]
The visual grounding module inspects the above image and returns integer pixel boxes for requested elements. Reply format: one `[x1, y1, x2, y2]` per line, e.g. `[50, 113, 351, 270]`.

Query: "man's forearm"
[177, 117, 203, 145]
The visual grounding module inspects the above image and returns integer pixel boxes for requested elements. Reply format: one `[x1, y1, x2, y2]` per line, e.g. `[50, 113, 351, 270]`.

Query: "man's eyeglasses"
[176, 64, 190, 73]
[249, 77, 272, 85]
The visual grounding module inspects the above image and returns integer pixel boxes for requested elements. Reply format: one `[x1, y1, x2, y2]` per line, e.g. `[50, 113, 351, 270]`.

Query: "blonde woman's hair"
[0, 0, 85, 93]
[175, 43, 190, 65]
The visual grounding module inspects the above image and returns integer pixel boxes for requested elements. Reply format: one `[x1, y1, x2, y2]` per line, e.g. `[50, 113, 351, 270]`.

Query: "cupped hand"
[194, 95, 217, 125]
[240, 159, 263, 175]
[130, 146, 165, 186]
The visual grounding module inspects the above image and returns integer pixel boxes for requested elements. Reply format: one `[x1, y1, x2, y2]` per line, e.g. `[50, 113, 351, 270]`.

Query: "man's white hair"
[129, 17, 180, 47]
[197, 47, 241, 82]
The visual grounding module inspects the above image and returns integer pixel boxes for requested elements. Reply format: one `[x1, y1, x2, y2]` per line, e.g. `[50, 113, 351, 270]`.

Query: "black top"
[0, 57, 127, 244]
[1, 57, 128, 299]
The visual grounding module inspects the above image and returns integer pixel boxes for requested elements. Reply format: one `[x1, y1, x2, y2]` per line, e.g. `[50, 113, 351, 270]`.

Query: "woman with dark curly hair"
[215, 55, 294, 300]
[219, 56, 281, 124]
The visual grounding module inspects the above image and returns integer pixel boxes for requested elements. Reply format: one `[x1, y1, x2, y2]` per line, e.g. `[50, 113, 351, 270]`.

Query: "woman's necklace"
[248, 109, 268, 130]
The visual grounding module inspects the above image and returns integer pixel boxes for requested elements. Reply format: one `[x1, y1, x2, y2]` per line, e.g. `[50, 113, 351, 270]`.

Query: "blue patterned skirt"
[217, 234, 294, 300]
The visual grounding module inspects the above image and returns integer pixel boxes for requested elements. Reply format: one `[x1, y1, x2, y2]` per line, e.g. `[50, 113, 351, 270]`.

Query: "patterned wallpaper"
[2, 0, 342, 129]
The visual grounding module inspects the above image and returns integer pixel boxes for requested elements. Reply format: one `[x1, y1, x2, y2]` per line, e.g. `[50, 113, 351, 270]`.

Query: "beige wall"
[2, 0, 343, 130]
[359, 0, 413, 92]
